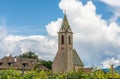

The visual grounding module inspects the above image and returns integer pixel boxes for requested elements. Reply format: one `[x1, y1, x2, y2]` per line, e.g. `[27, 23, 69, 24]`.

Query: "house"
[84, 68, 93, 73]
[0, 55, 49, 71]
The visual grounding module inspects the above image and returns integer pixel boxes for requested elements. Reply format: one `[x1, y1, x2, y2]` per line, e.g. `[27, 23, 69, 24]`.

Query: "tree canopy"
[18, 51, 39, 61]
[40, 60, 52, 69]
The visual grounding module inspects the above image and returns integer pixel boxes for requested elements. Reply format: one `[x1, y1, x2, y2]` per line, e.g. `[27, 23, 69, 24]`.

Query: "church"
[52, 14, 84, 73]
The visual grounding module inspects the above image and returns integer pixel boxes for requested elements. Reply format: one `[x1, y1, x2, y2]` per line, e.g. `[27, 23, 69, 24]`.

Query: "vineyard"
[0, 68, 120, 79]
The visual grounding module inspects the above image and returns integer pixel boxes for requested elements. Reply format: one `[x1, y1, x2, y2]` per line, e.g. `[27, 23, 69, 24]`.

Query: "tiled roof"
[73, 49, 84, 66]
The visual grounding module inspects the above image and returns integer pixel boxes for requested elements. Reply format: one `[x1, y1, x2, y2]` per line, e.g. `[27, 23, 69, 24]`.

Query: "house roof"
[84, 68, 93, 73]
[73, 49, 84, 66]
[0, 56, 49, 71]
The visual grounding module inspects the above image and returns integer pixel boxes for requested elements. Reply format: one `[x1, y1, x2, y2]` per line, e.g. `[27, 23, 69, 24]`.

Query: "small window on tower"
[61, 35, 64, 44]
[69, 35, 71, 44]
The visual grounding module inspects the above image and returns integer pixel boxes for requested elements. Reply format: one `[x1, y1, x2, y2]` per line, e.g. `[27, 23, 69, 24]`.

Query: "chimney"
[14, 56, 17, 62]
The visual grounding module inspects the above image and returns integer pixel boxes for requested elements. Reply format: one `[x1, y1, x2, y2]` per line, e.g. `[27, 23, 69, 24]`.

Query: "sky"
[0, 0, 120, 68]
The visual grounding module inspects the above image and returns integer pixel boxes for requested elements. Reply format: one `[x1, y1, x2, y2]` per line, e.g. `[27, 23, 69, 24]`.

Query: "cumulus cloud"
[0, 0, 120, 68]
[1, 35, 57, 60]
[100, 0, 120, 8]
[102, 58, 120, 68]
[46, 18, 62, 36]
[100, 0, 120, 22]
[46, 0, 120, 67]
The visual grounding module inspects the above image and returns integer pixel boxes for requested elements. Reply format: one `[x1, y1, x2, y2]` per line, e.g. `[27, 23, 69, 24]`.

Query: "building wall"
[74, 66, 84, 72]
[52, 51, 67, 73]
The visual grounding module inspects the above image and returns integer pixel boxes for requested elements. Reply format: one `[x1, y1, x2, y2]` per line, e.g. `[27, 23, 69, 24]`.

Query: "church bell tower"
[52, 13, 84, 73]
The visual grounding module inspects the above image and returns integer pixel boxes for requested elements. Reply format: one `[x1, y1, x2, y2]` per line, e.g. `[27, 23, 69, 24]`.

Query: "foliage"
[0, 63, 119, 79]
[18, 51, 39, 61]
[0, 69, 22, 79]
[40, 60, 52, 69]
[0, 68, 120, 79]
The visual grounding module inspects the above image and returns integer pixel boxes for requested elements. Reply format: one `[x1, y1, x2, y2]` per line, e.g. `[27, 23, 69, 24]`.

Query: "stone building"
[52, 14, 84, 73]
[0, 55, 49, 71]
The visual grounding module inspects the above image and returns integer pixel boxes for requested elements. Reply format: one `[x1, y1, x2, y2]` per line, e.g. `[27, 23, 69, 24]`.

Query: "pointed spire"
[59, 13, 72, 32]
[61, 13, 69, 30]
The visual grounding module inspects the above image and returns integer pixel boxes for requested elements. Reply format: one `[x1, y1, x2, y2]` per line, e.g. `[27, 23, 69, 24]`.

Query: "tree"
[40, 60, 52, 69]
[19, 51, 38, 61]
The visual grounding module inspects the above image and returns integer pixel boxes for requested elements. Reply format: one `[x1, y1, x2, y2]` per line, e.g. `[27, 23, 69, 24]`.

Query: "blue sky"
[0, 0, 120, 68]
[0, 0, 62, 35]
[0, 0, 117, 35]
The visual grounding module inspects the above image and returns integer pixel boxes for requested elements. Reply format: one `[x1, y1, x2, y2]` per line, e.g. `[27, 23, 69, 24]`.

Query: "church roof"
[73, 49, 84, 66]
[59, 14, 72, 32]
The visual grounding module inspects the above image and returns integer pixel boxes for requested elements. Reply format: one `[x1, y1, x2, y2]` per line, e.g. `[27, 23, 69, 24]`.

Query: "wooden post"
[111, 64, 114, 79]
[21, 66, 24, 76]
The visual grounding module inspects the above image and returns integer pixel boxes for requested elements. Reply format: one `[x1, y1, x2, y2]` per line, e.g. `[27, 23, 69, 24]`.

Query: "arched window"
[69, 35, 71, 44]
[61, 35, 64, 44]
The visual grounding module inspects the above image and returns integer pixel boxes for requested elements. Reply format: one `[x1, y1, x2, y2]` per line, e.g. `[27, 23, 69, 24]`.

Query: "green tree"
[19, 51, 38, 61]
[40, 60, 52, 69]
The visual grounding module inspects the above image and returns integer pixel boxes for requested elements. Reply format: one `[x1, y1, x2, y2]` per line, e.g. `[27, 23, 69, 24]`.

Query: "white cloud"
[46, 18, 62, 36]
[106, 22, 120, 45]
[100, 0, 120, 8]
[0, 34, 57, 60]
[102, 58, 120, 68]
[100, 0, 120, 22]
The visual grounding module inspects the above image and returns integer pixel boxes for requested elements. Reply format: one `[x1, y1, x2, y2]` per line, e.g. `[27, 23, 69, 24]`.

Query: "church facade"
[52, 14, 84, 73]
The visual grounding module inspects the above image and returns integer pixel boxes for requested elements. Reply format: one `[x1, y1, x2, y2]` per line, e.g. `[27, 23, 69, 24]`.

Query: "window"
[61, 47, 64, 50]
[22, 63, 28, 68]
[69, 35, 71, 44]
[8, 62, 13, 66]
[61, 35, 64, 44]
[0, 63, 2, 66]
